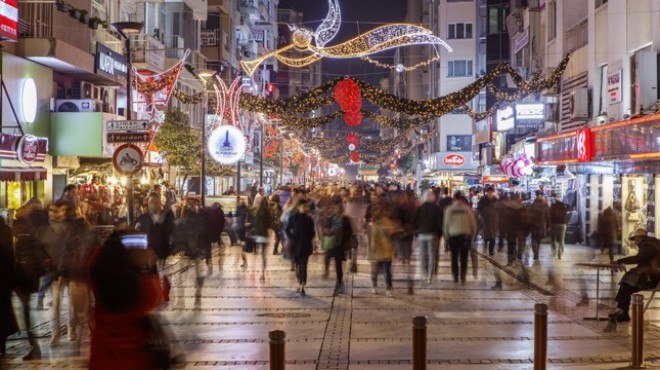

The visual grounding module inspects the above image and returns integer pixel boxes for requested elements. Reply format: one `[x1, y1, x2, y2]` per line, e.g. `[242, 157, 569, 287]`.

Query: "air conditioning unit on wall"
[569, 88, 589, 120]
[56, 99, 96, 112]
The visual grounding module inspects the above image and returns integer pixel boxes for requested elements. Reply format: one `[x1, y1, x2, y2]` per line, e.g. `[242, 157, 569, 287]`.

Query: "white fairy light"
[240, 0, 452, 75]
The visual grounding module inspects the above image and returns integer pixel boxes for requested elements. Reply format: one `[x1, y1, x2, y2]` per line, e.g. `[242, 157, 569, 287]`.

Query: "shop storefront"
[426, 151, 479, 193]
[536, 113, 660, 250]
[0, 52, 54, 218]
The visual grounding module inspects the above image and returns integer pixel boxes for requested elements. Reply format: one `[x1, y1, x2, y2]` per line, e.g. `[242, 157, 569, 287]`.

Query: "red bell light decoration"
[334, 78, 363, 127]
[350, 151, 359, 163]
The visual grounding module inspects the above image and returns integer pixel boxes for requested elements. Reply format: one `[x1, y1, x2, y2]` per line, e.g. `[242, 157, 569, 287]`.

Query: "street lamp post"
[112, 21, 144, 225]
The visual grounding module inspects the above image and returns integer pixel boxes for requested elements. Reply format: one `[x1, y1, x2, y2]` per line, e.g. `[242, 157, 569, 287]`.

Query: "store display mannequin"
[625, 181, 640, 221]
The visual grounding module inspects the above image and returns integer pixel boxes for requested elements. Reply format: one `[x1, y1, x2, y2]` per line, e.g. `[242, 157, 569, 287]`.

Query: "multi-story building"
[504, 0, 660, 247]
[422, 0, 481, 181]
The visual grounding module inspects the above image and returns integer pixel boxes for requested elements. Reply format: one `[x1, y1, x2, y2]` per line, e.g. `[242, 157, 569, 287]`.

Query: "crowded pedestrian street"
[4, 236, 660, 369]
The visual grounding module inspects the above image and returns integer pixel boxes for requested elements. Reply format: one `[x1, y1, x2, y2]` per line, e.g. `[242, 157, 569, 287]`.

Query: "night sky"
[277, 0, 408, 85]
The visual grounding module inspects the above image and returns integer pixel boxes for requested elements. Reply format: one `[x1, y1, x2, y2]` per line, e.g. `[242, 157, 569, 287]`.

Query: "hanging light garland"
[279, 111, 343, 129]
[172, 88, 204, 105]
[240, 53, 570, 123]
[361, 54, 441, 72]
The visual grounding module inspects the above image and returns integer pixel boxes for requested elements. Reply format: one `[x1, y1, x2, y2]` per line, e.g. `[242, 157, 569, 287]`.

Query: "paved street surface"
[5, 237, 660, 369]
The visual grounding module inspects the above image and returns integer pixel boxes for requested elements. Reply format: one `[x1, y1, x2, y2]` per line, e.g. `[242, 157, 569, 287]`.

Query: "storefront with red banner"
[536, 113, 660, 250]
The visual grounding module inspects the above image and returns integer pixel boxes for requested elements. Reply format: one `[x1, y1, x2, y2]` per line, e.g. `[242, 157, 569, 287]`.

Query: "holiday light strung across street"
[134, 50, 189, 157]
[239, 0, 453, 75]
[239, 54, 570, 128]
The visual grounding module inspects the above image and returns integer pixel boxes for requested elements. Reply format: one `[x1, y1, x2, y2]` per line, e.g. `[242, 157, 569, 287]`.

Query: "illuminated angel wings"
[240, 0, 452, 76]
[314, 0, 341, 48]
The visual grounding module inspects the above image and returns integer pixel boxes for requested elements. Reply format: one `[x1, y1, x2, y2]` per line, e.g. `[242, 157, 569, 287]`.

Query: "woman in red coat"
[88, 231, 163, 370]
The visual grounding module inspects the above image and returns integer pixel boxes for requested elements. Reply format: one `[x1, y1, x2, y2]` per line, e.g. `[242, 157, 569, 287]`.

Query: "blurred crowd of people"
[0, 180, 596, 369]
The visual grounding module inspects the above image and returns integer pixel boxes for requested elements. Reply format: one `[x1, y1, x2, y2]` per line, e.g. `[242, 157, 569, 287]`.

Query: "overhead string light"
[239, 54, 571, 126]
[239, 0, 453, 75]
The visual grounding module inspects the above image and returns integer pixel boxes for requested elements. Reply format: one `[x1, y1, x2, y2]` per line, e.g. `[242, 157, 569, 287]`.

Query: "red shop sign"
[443, 154, 465, 166]
[0, 0, 18, 42]
[576, 128, 593, 162]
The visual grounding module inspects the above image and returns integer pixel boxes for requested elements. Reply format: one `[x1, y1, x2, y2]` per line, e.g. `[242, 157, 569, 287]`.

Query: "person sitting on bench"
[610, 228, 660, 322]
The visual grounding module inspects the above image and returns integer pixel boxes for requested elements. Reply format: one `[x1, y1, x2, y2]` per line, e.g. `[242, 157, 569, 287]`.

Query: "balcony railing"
[19, 1, 92, 54]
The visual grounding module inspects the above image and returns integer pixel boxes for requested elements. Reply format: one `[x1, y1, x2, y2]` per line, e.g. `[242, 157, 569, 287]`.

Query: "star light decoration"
[239, 0, 453, 75]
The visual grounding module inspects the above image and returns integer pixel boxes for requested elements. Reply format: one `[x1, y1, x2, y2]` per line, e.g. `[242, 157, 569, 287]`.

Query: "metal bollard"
[412, 316, 427, 370]
[631, 294, 645, 369]
[534, 303, 548, 370]
[269, 330, 285, 370]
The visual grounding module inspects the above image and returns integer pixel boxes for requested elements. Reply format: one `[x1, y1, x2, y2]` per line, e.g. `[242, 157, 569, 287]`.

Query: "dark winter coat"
[286, 212, 316, 258]
[550, 201, 570, 224]
[413, 202, 443, 235]
[0, 218, 18, 340]
[477, 196, 498, 240]
[136, 210, 176, 259]
[527, 198, 551, 230]
[617, 236, 660, 290]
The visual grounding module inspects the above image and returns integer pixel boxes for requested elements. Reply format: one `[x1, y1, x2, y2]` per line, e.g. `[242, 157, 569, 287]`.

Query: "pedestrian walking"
[528, 194, 550, 260]
[323, 200, 353, 295]
[269, 194, 284, 255]
[251, 199, 272, 280]
[443, 192, 477, 284]
[286, 200, 315, 296]
[0, 216, 18, 358]
[136, 193, 176, 272]
[549, 194, 570, 259]
[367, 204, 399, 296]
[413, 190, 443, 284]
[598, 205, 620, 263]
[477, 186, 499, 256]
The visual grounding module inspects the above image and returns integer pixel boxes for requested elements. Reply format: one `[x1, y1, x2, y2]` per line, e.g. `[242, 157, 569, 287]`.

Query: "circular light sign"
[21, 78, 37, 123]
[348, 143, 356, 152]
[208, 125, 247, 165]
[16, 134, 39, 164]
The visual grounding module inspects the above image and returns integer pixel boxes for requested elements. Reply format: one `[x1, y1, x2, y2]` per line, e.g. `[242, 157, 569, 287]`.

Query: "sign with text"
[513, 27, 529, 54]
[106, 120, 149, 132]
[576, 128, 593, 162]
[95, 43, 128, 83]
[0, 0, 18, 42]
[208, 125, 247, 165]
[201, 30, 218, 46]
[107, 132, 150, 143]
[607, 68, 622, 104]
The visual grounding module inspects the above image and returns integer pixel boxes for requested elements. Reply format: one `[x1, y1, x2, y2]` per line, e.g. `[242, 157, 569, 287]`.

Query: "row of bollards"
[268, 296, 647, 370]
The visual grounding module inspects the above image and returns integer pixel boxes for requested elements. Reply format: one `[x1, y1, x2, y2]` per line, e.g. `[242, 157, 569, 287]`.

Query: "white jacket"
[443, 200, 477, 240]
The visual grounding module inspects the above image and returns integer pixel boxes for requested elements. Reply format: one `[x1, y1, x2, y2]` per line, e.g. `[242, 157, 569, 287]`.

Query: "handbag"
[321, 235, 336, 252]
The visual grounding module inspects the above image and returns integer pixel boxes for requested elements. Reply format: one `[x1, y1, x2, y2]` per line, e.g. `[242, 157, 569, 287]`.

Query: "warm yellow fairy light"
[361, 54, 441, 72]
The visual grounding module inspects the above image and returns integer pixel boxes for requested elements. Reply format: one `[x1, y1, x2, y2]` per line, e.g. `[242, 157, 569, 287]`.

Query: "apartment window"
[447, 0, 473, 2]
[448, 23, 473, 39]
[596, 0, 608, 7]
[448, 60, 473, 77]
[488, 5, 510, 34]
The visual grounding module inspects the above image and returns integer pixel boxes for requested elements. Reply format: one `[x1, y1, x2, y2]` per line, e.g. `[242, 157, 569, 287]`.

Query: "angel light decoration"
[240, 0, 453, 75]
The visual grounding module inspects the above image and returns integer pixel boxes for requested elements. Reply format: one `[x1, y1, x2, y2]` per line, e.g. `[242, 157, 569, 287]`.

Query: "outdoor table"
[575, 262, 627, 321]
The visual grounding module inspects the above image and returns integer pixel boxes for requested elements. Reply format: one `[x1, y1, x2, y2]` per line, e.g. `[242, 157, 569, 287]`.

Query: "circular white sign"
[348, 143, 356, 152]
[328, 167, 337, 176]
[208, 125, 247, 165]
[113, 144, 143, 175]
[22, 78, 37, 123]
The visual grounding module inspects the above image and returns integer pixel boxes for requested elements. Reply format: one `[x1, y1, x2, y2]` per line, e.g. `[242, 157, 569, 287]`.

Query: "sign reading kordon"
[208, 125, 247, 165]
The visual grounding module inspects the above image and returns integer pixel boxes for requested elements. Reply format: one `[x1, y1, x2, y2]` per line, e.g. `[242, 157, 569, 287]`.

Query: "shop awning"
[0, 167, 47, 182]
